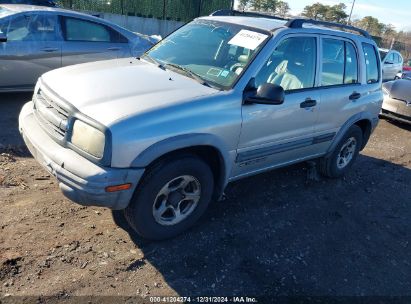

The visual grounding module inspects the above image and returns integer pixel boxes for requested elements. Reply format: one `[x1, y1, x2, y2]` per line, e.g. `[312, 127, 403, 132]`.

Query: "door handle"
[41, 47, 59, 52]
[300, 99, 317, 108]
[107, 47, 121, 51]
[349, 92, 361, 101]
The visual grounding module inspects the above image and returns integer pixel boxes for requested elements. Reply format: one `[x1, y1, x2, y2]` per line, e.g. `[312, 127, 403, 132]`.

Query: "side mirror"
[245, 83, 285, 105]
[0, 32, 7, 43]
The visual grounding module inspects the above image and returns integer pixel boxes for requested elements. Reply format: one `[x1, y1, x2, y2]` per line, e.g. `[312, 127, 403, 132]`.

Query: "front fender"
[131, 133, 236, 190]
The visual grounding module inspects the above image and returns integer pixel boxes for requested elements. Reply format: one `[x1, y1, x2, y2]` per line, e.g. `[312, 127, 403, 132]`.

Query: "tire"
[124, 155, 214, 240]
[319, 125, 363, 178]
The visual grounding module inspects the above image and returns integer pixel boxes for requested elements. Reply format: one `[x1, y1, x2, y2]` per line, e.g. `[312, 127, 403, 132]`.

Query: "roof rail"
[286, 18, 371, 39]
[210, 9, 288, 22]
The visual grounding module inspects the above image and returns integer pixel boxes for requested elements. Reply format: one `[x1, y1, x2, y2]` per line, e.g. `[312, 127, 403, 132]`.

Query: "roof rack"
[286, 19, 371, 38]
[210, 9, 288, 22]
[210, 10, 371, 39]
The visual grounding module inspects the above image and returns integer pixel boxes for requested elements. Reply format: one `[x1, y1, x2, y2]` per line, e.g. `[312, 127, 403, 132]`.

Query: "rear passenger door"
[315, 37, 376, 141]
[60, 16, 130, 66]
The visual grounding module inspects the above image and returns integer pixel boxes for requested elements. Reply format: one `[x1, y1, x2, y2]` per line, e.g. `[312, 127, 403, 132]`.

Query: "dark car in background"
[0, 0, 56, 6]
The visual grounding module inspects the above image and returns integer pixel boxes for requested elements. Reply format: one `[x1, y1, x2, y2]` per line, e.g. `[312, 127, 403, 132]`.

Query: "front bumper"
[19, 102, 145, 210]
[381, 97, 411, 124]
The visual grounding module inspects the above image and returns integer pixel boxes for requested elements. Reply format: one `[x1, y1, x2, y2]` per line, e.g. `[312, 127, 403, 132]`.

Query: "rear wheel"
[124, 155, 214, 240]
[319, 125, 363, 178]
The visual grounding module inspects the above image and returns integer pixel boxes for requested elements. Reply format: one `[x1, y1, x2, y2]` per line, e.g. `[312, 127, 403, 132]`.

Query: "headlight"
[71, 120, 105, 158]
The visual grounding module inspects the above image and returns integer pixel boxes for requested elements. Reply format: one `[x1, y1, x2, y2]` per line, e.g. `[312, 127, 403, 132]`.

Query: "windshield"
[146, 19, 270, 90]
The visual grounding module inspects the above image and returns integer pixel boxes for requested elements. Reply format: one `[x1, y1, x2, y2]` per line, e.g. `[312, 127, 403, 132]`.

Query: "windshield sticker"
[220, 70, 230, 78]
[207, 68, 222, 77]
[228, 30, 268, 50]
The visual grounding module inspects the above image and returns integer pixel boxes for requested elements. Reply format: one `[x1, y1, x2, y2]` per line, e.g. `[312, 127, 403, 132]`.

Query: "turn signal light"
[105, 183, 132, 192]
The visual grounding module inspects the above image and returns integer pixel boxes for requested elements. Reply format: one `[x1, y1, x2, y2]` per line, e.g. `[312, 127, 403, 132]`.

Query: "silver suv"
[19, 11, 383, 240]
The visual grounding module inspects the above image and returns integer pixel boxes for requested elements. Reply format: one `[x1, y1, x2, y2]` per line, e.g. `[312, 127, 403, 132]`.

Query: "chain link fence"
[56, 0, 233, 22]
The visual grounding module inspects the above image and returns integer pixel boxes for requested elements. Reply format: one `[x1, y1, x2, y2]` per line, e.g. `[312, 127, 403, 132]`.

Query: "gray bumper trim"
[19, 102, 144, 210]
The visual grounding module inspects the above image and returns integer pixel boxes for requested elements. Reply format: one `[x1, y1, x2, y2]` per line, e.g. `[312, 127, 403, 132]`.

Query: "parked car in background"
[396, 70, 411, 80]
[0, 0, 56, 6]
[381, 79, 411, 124]
[0, 4, 156, 92]
[19, 12, 383, 240]
[379, 48, 403, 81]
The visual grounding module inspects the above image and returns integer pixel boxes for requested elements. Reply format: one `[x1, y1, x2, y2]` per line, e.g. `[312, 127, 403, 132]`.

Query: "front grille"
[33, 89, 70, 140]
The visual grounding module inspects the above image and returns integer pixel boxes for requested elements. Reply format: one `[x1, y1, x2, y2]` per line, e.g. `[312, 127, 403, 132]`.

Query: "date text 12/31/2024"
[149, 296, 258, 303]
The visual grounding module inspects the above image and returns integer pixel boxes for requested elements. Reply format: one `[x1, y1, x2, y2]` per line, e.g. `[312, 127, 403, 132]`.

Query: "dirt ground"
[0, 93, 411, 303]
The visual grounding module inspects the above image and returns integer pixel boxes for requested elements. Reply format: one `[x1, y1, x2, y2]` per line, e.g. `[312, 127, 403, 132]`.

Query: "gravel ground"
[0, 93, 411, 303]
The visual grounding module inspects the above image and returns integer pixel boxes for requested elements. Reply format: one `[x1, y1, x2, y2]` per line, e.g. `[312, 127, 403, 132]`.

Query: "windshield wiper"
[163, 63, 214, 88]
[140, 53, 166, 70]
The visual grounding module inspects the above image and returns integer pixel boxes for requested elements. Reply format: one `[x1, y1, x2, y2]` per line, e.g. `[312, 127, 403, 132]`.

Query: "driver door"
[233, 35, 321, 178]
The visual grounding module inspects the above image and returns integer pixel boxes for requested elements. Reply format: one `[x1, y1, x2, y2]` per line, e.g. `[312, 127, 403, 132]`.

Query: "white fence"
[100, 13, 186, 37]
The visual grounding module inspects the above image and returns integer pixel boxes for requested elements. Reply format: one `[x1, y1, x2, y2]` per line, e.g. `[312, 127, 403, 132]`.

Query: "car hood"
[40, 58, 217, 126]
[383, 79, 411, 102]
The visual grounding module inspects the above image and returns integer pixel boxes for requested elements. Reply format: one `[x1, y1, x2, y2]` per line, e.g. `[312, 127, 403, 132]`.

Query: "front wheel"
[319, 125, 363, 178]
[124, 155, 214, 240]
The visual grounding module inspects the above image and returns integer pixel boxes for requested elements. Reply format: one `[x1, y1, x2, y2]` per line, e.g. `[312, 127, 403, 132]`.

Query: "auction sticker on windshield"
[228, 30, 268, 50]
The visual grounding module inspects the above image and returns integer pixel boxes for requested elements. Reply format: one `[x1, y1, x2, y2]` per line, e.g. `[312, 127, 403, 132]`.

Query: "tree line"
[302, 2, 410, 60]
[238, 1, 411, 60]
[238, 0, 290, 17]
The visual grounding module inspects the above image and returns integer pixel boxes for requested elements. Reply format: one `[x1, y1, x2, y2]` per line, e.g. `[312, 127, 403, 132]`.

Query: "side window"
[362, 43, 379, 84]
[7, 13, 59, 41]
[254, 36, 317, 91]
[63, 17, 112, 42]
[7, 14, 29, 41]
[321, 39, 344, 86]
[0, 18, 8, 35]
[345, 42, 358, 84]
[7, 14, 59, 41]
[394, 53, 403, 64]
[321, 39, 358, 86]
[386, 52, 394, 64]
[393, 53, 399, 63]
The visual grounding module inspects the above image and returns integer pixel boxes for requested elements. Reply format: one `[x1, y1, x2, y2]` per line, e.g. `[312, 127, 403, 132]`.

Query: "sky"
[234, 0, 411, 30]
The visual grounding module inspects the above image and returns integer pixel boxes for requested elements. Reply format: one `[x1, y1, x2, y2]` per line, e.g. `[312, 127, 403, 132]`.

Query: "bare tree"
[238, 0, 250, 11]
[276, 1, 290, 17]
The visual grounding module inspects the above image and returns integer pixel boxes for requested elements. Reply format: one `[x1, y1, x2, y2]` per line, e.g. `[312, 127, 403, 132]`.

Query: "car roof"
[0, 4, 143, 40]
[201, 16, 371, 42]
[0, 4, 89, 17]
[202, 16, 286, 32]
[379, 48, 401, 54]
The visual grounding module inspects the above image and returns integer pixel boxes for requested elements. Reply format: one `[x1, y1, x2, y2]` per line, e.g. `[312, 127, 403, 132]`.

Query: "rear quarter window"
[362, 43, 379, 84]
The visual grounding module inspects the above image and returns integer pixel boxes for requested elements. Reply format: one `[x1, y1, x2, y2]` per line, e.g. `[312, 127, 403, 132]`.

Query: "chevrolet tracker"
[19, 11, 383, 240]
